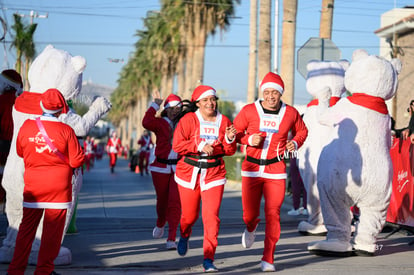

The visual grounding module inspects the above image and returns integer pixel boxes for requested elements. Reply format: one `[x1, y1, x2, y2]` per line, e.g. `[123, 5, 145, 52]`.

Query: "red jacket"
[142, 102, 178, 174]
[172, 110, 237, 191]
[233, 100, 308, 179]
[17, 116, 84, 209]
[106, 137, 121, 154]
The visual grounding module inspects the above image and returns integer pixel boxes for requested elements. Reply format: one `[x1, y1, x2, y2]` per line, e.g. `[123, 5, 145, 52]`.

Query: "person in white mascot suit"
[308, 49, 401, 256]
[0, 45, 112, 265]
[297, 59, 349, 236]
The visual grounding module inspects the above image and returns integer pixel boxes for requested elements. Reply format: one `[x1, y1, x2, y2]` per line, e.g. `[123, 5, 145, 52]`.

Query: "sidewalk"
[0, 156, 413, 274]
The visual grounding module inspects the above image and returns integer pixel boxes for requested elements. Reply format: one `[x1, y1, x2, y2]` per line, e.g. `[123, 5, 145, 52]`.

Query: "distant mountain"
[75, 80, 115, 105]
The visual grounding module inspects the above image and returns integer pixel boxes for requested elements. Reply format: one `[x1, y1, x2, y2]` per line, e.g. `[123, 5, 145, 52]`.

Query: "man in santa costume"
[7, 89, 84, 275]
[106, 131, 122, 173]
[172, 85, 237, 272]
[137, 130, 153, 176]
[233, 72, 308, 272]
[142, 91, 183, 250]
[0, 69, 23, 201]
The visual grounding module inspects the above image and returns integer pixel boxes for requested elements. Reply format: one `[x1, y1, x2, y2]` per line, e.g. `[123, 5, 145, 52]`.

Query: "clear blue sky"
[1, 0, 412, 105]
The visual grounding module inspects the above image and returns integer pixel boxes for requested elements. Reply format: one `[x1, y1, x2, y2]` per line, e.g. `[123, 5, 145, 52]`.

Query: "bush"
[224, 153, 244, 181]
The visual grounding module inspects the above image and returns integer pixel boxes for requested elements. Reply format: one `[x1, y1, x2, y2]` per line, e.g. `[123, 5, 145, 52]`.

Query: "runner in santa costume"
[233, 72, 308, 272]
[106, 131, 122, 173]
[83, 136, 94, 171]
[142, 91, 183, 250]
[0, 69, 23, 200]
[137, 130, 153, 176]
[172, 85, 237, 272]
[8, 89, 84, 275]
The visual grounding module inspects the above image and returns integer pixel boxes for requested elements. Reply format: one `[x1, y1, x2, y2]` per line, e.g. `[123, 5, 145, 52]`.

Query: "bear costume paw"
[298, 221, 327, 236]
[308, 239, 353, 257]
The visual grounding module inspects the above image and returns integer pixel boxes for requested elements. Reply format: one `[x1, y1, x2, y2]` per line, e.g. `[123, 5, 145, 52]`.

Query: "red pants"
[139, 151, 150, 174]
[178, 181, 224, 260]
[8, 208, 67, 275]
[151, 171, 181, 241]
[108, 153, 117, 167]
[85, 154, 93, 171]
[242, 177, 285, 264]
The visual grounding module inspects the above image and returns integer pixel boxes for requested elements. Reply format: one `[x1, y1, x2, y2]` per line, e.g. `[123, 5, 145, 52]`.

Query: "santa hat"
[259, 72, 284, 95]
[191, 85, 216, 102]
[40, 88, 69, 114]
[164, 93, 182, 108]
[0, 69, 23, 94]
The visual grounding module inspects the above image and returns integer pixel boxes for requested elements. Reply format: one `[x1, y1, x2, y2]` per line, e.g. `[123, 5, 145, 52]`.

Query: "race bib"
[260, 113, 281, 133]
[200, 121, 219, 144]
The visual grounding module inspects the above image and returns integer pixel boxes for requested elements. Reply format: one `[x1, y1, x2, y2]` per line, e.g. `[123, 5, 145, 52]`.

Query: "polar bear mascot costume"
[297, 60, 349, 235]
[308, 49, 401, 256]
[0, 45, 112, 265]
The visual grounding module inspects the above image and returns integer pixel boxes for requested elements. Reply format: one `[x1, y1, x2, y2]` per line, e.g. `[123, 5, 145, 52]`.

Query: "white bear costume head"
[28, 44, 86, 99]
[345, 49, 401, 100]
[306, 59, 350, 99]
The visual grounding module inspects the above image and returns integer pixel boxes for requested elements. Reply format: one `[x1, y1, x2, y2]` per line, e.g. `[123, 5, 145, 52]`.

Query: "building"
[375, 6, 414, 129]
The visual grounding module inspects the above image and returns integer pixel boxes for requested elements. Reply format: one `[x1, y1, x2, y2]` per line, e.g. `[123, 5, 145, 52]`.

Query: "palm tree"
[320, 0, 334, 39]
[280, 0, 297, 105]
[257, 0, 271, 83]
[247, 0, 258, 103]
[10, 13, 37, 88]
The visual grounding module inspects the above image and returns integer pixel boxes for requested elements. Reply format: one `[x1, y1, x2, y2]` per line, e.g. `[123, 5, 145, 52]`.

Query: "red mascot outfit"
[172, 85, 237, 272]
[8, 89, 84, 275]
[233, 72, 308, 272]
[106, 132, 122, 173]
[142, 93, 182, 250]
[137, 131, 153, 176]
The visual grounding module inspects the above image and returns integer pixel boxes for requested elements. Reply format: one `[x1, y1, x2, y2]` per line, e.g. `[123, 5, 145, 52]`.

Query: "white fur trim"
[40, 101, 62, 114]
[196, 89, 216, 101]
[164, 100, 181, 108]
[261, 82, 284, 94]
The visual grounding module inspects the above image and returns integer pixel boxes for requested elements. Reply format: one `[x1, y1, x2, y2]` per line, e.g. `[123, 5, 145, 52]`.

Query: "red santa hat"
[164, 93, 182, 108]
[0, 69, 23, 94]
[40, 88, 69, 114]
[259, 72, 284, 95]
[191, 85, 216, 102]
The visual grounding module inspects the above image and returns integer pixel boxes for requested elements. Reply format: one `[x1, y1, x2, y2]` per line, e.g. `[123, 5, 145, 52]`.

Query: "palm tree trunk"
[257, 0, 272, 83]
[247, 0, 258, 103]
[280, 0, 297, 105]
[320, 0, 334, 39]
[176, 51, 185, 97]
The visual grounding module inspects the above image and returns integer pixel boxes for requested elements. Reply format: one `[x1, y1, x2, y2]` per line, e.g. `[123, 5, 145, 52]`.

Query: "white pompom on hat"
[191, 85, 216, 102]
[259, 72, 285, 95]
[40, 88, 69, 114]
[164, 93, 182, 108]
[0, 69, 23, 94]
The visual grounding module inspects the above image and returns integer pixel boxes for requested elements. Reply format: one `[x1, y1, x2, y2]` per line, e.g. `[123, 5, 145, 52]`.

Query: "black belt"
[186, 154, 224, 160]
[246, 155, 283, 166]
[184, 157, 222, 169]
[156, 157, 178, 165]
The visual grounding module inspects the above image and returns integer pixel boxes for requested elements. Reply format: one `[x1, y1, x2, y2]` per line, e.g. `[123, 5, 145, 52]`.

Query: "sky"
[0, 0, 412, 105]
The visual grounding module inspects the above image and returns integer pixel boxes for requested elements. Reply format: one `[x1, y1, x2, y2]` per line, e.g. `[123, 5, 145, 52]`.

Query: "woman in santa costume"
[8, 89, 84, 275]
[142, 91, 183, 250]
[172, 85, 237, 273]
[106, 131, 122, 173]
[233, 72, 308, 272]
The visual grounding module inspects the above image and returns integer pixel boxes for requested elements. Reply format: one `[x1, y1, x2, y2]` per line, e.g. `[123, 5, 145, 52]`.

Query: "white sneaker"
[287, 209, 300, 216]
[260, 261, 275, 272]
[300, 208, 309, 215]
[166, 240, 177, 250]
[242, 228, 256, 248]
[152, 226, 164, 239]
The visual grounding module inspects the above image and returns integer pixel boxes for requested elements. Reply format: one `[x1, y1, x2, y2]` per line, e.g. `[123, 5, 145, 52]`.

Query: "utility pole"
[319, 0, 334, 39]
